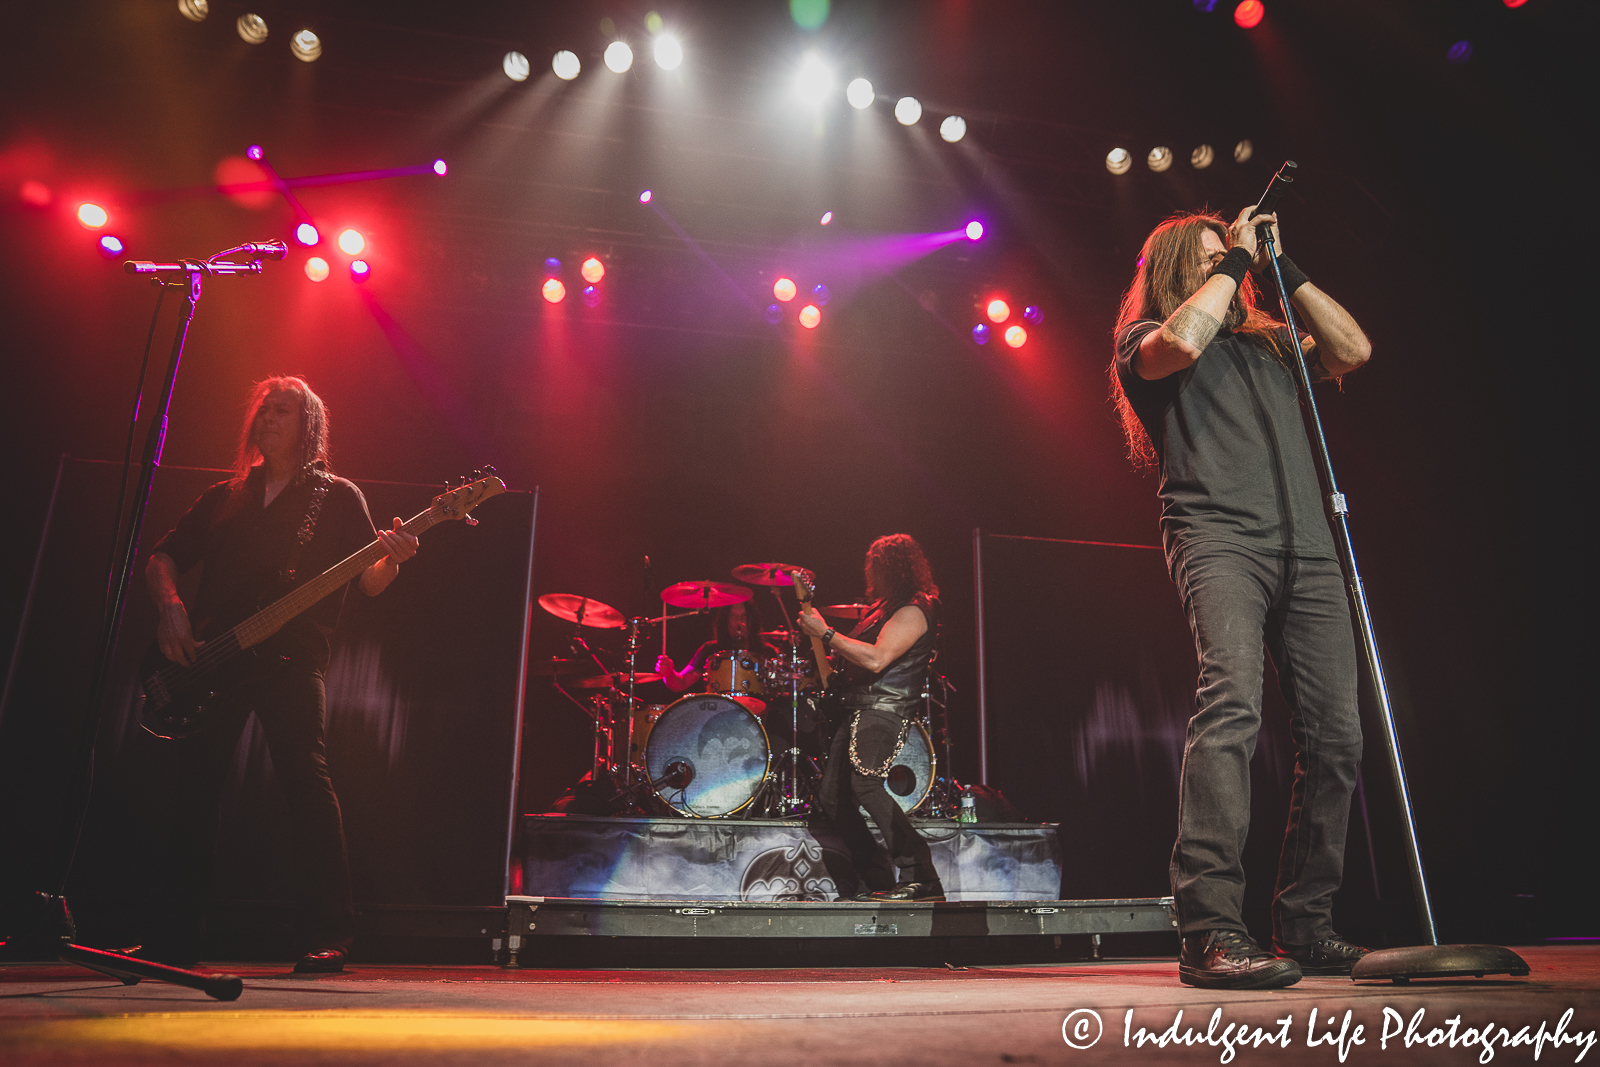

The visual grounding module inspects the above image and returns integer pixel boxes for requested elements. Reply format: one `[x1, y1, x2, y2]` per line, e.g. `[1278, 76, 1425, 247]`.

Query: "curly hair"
[711, 598, 764, 654]
[1109, 211, 1287, 468]
[234, 375, 331, 479]
[864, 534, 938, 606]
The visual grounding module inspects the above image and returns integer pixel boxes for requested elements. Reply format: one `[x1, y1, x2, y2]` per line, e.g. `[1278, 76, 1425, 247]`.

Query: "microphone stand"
[14, 247, 283, 1000]
[1253, 171, 1525, 981]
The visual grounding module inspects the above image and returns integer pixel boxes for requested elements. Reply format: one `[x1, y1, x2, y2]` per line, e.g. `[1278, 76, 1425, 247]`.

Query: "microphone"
[235, 240, 289, 259]
[657, 760, 694, 790]
[1251, 161, 1297, 242]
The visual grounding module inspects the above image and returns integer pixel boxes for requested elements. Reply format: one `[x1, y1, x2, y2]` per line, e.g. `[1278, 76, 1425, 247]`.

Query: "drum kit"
[537, 562, 959, 820]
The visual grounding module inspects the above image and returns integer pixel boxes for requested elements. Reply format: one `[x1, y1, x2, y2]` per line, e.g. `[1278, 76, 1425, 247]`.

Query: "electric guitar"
[137, 474, 506, 739]
[790, 570, 834, 690]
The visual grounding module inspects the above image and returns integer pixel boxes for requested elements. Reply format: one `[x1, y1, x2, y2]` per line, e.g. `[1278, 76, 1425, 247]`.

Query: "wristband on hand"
[821, 628, 835, 645]
[1211, 247, 1253, 288]
[1263, 253, 1309, 300]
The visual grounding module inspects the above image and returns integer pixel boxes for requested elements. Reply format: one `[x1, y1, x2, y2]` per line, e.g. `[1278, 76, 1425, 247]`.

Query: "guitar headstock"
[431, 470, 506, 526]
[789, 568, 817, 604]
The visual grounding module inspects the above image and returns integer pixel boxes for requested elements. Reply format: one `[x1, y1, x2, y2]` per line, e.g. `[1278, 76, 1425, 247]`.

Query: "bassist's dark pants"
[145, 668, 353, 960]
[818, 702, 940, 893]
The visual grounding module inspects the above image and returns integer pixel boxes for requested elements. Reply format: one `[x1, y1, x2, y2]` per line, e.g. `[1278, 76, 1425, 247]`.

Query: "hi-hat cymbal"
[528, 657, 599, 677]
[731, 562, 814, 587]
[575, 671, 663, 689]
[660, 580, 751, 609]
[819, 603, 872, 619]
[539, 593, 626, 629]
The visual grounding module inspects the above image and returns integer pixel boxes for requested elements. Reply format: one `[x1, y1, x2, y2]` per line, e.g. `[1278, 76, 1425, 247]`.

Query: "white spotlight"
[236, 12, 267, 43]
[178, 0, 208, 22]
[552, 50, 580, 80]
[795, 52, 833, 106]
[604, 41, 634, 73]
[894, 96, 922, 126]
[290, 29, 321, 62]
[1147, 146, 1173, 172]
[653, 34, 683, 70]
[939, 115, 967, 143]
[1191, 144, 1215, 169]
[1234, 139, 1254, 163]
[503, 51, 530, 81]
[1106, 148, 1132, 175]
[846, 77, 874, 109]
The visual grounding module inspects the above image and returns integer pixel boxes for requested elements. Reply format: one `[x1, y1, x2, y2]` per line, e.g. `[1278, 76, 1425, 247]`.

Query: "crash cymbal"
[731, 562, 814, 587]
[527, 657, 598, 676]
[759, 629, 797, 642]
[819, 603, 872, 619]
[538, 594, 625, 629]
[575, 672, 663, 689]
[660, 580, 752, 609]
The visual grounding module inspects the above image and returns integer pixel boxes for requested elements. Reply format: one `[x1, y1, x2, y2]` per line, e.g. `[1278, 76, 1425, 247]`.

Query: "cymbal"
[538, 593, 625, 629]
[731, 562, 814, 587]
[528, 657, 598, 676]
[575, 671, 663, 689]
[759, 629, 796, 642]
[660, 580, 752, 609]
[819, 603, 872, 619]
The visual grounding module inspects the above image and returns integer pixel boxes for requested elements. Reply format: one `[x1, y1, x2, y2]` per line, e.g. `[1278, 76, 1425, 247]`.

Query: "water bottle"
[959, 786, 976, 824]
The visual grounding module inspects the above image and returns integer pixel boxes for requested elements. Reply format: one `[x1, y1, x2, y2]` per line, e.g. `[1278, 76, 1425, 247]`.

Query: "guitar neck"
[230, 508, 440, 650]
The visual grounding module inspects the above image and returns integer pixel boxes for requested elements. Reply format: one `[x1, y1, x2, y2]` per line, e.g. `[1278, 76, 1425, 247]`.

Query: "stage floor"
[2, 946, 1596, 1065]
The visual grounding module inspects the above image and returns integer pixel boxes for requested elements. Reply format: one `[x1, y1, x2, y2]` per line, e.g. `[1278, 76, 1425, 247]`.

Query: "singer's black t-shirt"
[1115, 320, 1336, 563]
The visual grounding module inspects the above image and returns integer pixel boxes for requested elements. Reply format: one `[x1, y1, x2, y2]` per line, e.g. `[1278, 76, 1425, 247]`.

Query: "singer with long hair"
[1111, 207, 1373, 988]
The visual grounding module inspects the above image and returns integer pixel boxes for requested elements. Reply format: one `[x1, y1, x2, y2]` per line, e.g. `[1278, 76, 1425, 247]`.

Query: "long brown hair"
[865, 534, 939, 606]
[1109, 212, 1286, 467]
[234, 375, 331, 479]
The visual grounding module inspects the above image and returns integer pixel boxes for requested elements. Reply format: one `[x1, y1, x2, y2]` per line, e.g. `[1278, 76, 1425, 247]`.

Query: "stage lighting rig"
[1106, 148, 1132, 175]
[1147, 146, 1173, 172]
[504, 51, 531, 81]
[290, 29, 322, 62]
[940, 115, 967, 143]
[605, 41, 634, 73]
[295, 223, 320, 246]
[552, 50, 581, 80]
[178, 0, 208, 21]
[846, 77, 874, 109]
[337, 229, 365, 255]
[894, 97, 922, 126]
[305, 256, 330, 282]
[1234, 0, 1264, 28]
[76, 203, 108, 228]
[237, 13, 267, 44]
[654, 34, 683, 71]
[1191, 144, 1215, 169]
[1234, 139, 1253, 162]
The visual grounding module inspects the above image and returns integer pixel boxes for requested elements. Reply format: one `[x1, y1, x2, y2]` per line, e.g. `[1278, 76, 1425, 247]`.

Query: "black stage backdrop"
[0, 460, 535, 942]
[0, 0, 1585, 948]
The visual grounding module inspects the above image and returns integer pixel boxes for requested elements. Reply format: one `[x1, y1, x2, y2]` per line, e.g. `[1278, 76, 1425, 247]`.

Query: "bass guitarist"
[140, 376, 417, 973]
[797, 534, 943, 902]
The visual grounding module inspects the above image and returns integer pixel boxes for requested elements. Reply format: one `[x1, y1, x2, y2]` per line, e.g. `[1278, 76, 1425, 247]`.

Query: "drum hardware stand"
[1250, 163, 1525, 982]
[760, 587, 816, 817]
[920, 666, 962, 819]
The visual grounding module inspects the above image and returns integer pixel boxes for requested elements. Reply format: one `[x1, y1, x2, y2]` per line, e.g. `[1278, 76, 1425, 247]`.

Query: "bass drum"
[646, 694, 771, 817]
[882, 721, 936, 814]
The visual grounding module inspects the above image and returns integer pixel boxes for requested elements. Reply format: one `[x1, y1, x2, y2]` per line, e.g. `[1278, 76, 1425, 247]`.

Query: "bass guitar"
[789, 569, 834, 690]
[137, 474, 505, 739]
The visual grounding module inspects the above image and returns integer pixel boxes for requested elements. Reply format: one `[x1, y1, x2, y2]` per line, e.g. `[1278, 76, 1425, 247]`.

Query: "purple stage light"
[1447, 40, 1472, 63]
[811, 283, 831, 306]
[582, 284, 601, 308]
[765, 304, 783, 324]
[350, 259, 371, 282]
[98, 234, 124, 257]
[972, 323, 990, 345]
[295, 222, 320, 246]
[246, 145, 263, 161]
[432, 159, 448, 176]
[544, 257, 562, 275]
[966, 221, 984, 241]
[639, 189, 653, 204]
[820, 210, 833, 226]
[1023, 305, 1043, 325]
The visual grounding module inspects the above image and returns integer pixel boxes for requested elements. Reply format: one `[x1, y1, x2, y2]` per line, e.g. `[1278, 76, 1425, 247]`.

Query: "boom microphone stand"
[1252, 167, 1524, 982]
[12, 241, 290, 1000]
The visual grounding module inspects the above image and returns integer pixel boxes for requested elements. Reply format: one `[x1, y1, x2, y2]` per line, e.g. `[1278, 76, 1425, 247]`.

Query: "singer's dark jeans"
[819, 703, 940, 891]
[1169, 542, 1362, 946]
[146, 668, 354, 960]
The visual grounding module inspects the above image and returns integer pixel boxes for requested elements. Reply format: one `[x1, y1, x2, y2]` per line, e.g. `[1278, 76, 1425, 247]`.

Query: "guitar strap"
[278, 467, 334, 582]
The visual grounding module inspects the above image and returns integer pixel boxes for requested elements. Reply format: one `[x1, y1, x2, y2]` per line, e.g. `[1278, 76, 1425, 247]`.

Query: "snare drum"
[645, 694, 771, 817]
[762, 652, 821, 693]
[628, 703, 669, 765]
[705, 650, 767, 714]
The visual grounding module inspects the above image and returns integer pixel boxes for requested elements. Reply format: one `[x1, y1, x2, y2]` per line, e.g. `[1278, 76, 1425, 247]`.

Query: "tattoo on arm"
[1164, 303, 1222, 354]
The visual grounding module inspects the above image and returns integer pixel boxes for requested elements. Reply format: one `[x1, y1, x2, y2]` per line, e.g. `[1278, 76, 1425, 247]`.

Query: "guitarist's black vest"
[836, 593, 938, 710]
[153, 465, 377, 672]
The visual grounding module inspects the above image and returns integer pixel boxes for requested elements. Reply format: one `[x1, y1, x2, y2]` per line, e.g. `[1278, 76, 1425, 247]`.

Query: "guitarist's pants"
[148, 668, 354, 957]
[819, 702, 941, 891]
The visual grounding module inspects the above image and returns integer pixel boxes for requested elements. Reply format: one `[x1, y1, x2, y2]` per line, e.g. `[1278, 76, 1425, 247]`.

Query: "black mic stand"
[1252, 168, 1525, 983]
[9, 248, 286, 1000]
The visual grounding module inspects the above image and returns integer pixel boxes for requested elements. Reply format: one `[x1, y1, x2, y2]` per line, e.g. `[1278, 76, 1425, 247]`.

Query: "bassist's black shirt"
[153, 466, 377, 671]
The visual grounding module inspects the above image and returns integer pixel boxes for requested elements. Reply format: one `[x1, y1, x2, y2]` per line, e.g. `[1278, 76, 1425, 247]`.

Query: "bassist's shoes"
[293, 949, 347, 974]
[870, 881, 946, 902]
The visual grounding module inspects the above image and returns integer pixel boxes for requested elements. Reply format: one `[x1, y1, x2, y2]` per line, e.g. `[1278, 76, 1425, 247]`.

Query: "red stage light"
[19, 180, 52, 207]
[1234, 0, 1264, 28]
[350, 260, 371, 282]
[432, 159, 448, 176]
[986, 299, 1011, 324]
[337, 229, 365, 255]
[305, 257, 330, 282]
[295, 223, 320, 247]
[1503, 0, 1528, 6]
[1004, 325, 1028, 348]
[98, 234, 125, 257]
[581, 257, 605, 283]
[542, 278, 566, 303]
[77, 203, 108, 229]
[774, 277, 797, 302]
[798, 304, 821, 329]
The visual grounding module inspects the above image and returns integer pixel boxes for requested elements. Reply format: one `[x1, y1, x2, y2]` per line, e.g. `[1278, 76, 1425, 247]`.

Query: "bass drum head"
[881, 721, 935, 814]
[646, 694, 770, 817]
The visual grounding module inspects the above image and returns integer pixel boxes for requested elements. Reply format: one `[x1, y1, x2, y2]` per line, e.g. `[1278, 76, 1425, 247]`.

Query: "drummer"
[656, 600, 776, 707]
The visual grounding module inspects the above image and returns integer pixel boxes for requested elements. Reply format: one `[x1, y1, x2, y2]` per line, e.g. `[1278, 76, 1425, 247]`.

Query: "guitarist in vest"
[797, 534, 943, 902]
[140, 376, 417, 973]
